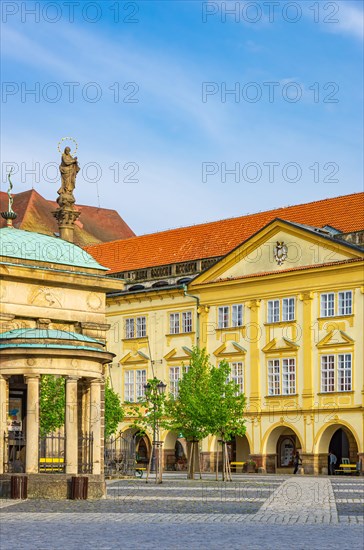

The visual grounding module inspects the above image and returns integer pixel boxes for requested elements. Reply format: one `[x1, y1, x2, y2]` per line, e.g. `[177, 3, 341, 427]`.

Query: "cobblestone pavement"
[1, 475, 363, 549]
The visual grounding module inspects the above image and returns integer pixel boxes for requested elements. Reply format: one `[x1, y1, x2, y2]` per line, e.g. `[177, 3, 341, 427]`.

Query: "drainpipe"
[183, 285, 200, 348]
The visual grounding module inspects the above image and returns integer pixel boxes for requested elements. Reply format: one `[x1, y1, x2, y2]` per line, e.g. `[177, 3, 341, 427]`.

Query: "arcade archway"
[263, 425, 303, 473]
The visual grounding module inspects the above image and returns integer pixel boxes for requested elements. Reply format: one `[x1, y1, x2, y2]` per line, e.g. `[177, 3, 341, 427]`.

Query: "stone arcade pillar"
[90, 378, 102, 475]
[25, 375, 40, 474]
[65, 376, 79, 474]
[0, 375, 8, 474]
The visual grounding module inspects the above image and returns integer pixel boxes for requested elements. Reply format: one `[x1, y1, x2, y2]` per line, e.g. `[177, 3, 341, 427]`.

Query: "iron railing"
[78, 432, 93, 474]
[39, 432, 65, 473]
[104, 432, 136, 476]
[3, 431, 26, 473]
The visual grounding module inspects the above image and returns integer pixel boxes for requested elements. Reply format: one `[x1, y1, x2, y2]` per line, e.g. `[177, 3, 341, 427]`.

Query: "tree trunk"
[187, 440, 195, 480]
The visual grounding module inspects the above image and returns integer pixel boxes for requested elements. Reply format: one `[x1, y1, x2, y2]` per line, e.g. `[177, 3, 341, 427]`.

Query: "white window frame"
[182, 311, 192, 333]
[338, 291, 352, 316]
[136, 316, 146, 338]
[320, 293, 335, 317]
[268, 359, 280, 395]
[321, 354, 352, 393]
[268, 300, 280, 323]
[124, 370, 135, 402]
[218, 306, 229, 329]
[282, 298, 295, 322]
[169, 366, 180, 397]
[135, 369, 147, 400]
[268, 298, 295, 323]
[218, 304, 243, 328]
[338, 354, 352, 392]
[230, 362, 244, 394]
[125, 317, 146, 339]
[170, 313, 180, 334]
[268, 358, 296, 396]
[232, 304, 243, 327]
[321, 355, 335, 392]
[125, 318, 135, 339]
[282, 358, 296, 395]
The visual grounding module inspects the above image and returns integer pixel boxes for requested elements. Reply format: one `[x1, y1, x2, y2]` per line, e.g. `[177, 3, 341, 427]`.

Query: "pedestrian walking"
[293, 451, 302, 474]
[328, 452, 337, 475]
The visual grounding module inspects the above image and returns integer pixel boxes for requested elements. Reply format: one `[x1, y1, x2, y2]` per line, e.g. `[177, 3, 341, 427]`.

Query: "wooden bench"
[230, 461, 245, 472]
[39, 457, 64, 472]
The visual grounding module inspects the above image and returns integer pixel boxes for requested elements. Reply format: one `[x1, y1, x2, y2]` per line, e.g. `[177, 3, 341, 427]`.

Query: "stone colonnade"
[0, 374, 103, 475]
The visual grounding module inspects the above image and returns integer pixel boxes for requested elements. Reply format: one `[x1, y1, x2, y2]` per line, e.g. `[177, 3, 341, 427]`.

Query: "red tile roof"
[0, 189, 135, 247]
[86, 192, 364, 273]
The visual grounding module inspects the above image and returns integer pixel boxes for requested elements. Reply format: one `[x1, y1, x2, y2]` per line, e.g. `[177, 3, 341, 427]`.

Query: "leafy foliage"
[166, 349, 246, 443]
[165, 347, 212, 442]
[126, 377, 168, 435]
[208, 360, 246, 442]
[104, 378, 125, 439]
[39, 375, 65, 437]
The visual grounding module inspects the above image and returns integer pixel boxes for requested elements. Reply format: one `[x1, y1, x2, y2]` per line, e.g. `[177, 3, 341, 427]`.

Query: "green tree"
[208, 360, 246, 480]
[39, 375, 65, 437]
[166, 347, 212, 479]
[104, 378, 124, 439]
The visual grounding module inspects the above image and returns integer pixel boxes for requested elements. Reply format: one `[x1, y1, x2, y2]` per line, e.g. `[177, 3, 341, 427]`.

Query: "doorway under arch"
[316, 424, 359, 474]
[264, 425, 303, 473]
[163, 431, 187, 471]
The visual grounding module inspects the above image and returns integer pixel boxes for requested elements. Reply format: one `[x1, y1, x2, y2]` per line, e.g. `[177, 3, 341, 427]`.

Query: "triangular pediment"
[213, 341, 247, 357]
[262, 337, 299, 353]
[120, 349, 150, 364]
[190, 219, 363, 286]
[317, 330, 354, 349]
[164, 346, 193, 362]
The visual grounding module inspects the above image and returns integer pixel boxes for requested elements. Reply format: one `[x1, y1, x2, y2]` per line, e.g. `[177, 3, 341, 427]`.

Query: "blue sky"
[1, 0, 363, 235]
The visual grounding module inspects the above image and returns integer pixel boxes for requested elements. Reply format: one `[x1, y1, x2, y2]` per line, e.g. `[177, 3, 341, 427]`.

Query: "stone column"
[90, 378, 102, 475]
[65, 376, 79, 474]
[25, 375, 40, 474]
[0, 375, 9, 474]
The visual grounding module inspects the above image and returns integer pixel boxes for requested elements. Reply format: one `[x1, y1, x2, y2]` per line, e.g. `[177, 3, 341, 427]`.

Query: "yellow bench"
[336, 463, 357, 475]
[135, 465, 147, 478]
[39, 457, 64, 472]
[230, 461, 245, 472]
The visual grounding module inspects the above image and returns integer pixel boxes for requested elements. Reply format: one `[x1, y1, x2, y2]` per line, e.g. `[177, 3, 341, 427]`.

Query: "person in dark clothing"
[293, 451, 302, 474]
[328, 452, 337, 475]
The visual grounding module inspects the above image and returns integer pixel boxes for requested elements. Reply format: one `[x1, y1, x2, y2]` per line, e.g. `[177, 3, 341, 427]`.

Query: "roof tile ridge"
[87, 191, 364, 250]
[17, 189, 41, 227]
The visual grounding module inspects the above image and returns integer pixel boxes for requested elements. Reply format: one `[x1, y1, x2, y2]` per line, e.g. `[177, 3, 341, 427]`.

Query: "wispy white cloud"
[335, 1, 363, 40]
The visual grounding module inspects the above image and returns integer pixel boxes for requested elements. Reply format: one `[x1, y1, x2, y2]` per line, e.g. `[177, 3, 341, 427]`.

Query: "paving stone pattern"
[1, 475, 363, 549]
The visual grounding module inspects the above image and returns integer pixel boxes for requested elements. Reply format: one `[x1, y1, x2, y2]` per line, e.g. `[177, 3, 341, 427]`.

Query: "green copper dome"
[0, 227, 107, 271]
[0, 328, 106, 351]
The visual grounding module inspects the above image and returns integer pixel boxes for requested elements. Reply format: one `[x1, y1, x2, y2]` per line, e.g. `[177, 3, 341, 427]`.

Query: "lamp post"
[144, 378, 167, 483]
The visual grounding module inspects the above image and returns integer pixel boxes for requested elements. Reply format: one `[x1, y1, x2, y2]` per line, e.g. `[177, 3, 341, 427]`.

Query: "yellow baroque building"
[103, 214, 364, 475]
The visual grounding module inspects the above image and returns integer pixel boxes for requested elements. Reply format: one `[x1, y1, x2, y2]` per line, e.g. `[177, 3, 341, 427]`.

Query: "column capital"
[90, 377, 103, 386]
[246, 299, 261, 310]
[299, 291, 313, 302]
[66, 375, 80, 382]
[24, 374, 40, 382]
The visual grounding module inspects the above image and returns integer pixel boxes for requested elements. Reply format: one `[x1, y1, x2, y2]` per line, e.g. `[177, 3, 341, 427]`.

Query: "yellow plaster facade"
[106, 220, 364, 474]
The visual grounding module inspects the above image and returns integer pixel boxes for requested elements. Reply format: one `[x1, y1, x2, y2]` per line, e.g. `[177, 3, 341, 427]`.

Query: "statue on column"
[57, 147, 80, 208]
[53, 139, 81, 243]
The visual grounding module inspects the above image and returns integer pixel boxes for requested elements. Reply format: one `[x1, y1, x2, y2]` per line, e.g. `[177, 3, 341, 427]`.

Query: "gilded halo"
[57, 137, 78, 155]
